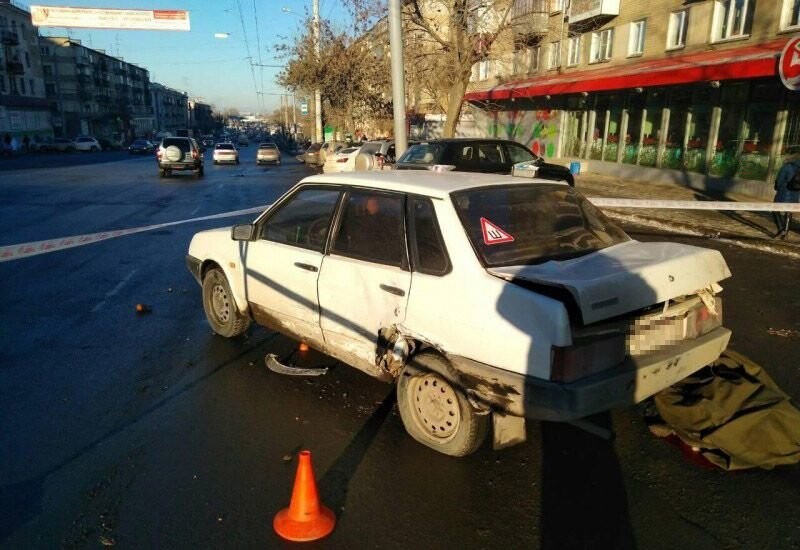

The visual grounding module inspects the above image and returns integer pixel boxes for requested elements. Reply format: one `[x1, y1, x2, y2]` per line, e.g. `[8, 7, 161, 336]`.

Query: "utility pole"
[313, 0, 323, 142]
[388, 0, 407, 156]
[291, 93, 297, 135]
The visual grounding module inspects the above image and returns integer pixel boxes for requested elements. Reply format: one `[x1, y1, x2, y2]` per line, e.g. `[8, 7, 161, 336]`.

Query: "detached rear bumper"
[449, 327, 732, 422]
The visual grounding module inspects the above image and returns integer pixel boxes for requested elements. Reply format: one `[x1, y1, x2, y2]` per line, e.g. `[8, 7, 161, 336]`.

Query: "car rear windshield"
[162, 138, 191, 151]
[359, 142, 382, 155]
[452, 184, 629, 267]
[133, 140, 148, 146]
[216, 143, 234, 150]
[397, 143, 444, 165]
[307, 144, 322, 152]
[259, 144, 277, 149]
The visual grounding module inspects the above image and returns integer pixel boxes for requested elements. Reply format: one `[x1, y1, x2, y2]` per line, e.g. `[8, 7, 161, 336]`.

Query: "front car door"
[317, 189, 411, 378]
[244, 186, 341, 346]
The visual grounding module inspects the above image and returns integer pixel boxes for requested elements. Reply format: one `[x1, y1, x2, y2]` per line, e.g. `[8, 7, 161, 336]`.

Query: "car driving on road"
[256, 142, 281, 165]
[156, 137, 204, 177]
[213, 142, 239, 165]
[186, 171, 731, 457]
[128, 139, 154, 155]
[395, 138, 575, 185]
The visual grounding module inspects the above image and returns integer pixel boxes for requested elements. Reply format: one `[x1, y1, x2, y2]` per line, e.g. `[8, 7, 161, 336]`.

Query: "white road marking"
[91, 269, 138, 312]
[0, 204, 269, 262]
[190, 205, 202, 216]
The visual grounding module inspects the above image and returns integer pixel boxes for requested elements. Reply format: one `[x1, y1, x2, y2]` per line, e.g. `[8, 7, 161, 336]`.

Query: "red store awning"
[465, 38, 790, 102]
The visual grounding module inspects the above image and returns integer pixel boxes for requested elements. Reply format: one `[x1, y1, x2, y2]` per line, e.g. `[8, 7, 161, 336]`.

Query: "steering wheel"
[306, 218, 329, 246]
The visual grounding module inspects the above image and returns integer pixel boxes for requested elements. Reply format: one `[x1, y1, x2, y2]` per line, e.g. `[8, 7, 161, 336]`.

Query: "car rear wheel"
[202, 268, 250, 337]
[397, 353, 489, 457]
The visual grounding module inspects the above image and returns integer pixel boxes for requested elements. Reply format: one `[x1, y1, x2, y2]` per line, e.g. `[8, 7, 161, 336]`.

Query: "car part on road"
[201, 268, 250, 337]
[397, 353, 489, 457]
[265, 354, 329, 376]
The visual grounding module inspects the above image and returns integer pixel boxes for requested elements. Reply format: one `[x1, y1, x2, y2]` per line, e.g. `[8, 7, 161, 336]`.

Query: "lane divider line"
[0, 205, 269, 263]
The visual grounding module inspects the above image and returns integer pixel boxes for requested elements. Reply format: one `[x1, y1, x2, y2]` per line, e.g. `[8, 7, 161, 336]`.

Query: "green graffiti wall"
[472, 109, 561, 158]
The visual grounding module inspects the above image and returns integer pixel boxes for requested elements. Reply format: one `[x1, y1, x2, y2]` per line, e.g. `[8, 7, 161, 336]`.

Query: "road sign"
[779, 36, 800, 91]
[300, 102, 309, 115]
[30, 6, 191, 31]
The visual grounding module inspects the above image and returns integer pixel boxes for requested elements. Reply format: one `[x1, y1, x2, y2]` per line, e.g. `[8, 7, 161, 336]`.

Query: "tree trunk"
[443, 78, 468, 138]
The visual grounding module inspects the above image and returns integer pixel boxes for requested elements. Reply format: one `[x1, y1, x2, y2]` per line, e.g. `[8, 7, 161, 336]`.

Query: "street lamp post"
[312, 0, 323, 143]
[388, 0, 407, 156]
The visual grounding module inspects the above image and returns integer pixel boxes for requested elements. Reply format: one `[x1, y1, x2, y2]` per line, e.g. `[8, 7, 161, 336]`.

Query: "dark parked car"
[128, 139, 154, 154]
[395, 138, 574, 185]
[156, 137, 204, 178]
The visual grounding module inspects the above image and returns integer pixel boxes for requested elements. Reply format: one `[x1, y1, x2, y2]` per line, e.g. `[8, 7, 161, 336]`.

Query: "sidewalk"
[575, 172, 800, 258]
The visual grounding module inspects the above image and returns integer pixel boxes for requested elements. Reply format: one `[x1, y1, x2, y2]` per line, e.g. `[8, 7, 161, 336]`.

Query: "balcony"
[75, 56, 90, 66]
[510, 0, 549, 36]
[568, 0, 619, 25]
[1, 30, 20, 46]
[114, 68, 126, 76]
[6, 61, 25, 75]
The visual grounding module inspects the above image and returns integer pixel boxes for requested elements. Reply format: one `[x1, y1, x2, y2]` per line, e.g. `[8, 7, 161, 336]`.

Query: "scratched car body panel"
[186, 171, 732, 455]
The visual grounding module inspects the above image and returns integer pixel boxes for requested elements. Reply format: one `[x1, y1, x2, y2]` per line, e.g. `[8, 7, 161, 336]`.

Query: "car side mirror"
[231, 224, 256, 241]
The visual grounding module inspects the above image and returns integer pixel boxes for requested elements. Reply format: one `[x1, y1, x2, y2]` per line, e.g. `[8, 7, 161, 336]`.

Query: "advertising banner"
[30, 6, 190, 31]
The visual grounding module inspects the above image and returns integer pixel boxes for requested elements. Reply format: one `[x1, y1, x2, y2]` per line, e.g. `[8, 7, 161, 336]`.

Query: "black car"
[395, 138, 574, 186]
[156, 137, 204, 178]
[129, 139, 154, 154]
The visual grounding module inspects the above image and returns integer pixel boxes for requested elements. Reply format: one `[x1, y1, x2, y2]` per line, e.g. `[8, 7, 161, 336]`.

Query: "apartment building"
[188, 98, 215, 135]
[41, 37, 153, 141]
[0, 0, 52, 142]
[465, 0, 800, 199]
[150, 82, 188, 135]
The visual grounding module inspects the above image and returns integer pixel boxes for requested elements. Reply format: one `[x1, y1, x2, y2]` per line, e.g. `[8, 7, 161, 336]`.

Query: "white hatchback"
[73, 136, 102, 152]
[186, 171, 732, 456]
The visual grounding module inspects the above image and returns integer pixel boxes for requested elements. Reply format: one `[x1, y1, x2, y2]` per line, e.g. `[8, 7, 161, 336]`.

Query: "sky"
[28, 0, 351, 113]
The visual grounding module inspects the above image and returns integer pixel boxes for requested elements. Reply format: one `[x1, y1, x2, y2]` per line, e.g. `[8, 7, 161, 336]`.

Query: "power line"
[253, 0, 265, 112]
[235, 0, 262, 111]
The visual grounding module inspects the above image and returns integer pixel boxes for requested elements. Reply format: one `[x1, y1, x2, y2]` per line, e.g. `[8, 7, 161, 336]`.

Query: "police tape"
[587, 197, 800, 212]
[0, 205, 268, 263]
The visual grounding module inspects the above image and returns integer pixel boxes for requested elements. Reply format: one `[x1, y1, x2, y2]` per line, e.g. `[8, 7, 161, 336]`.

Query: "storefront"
[465, 38, 800, 200]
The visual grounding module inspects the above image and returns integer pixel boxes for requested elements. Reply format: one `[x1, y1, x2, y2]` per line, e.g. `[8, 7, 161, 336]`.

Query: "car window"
[215, 143, 234, 150]
[386, 145, 396, 162]
[452, 184, 629, 267]
[506, 142, 537, 164]
[262, 188, 340, 253]
[359, 142, 381, 155]
[409, 197, 450, 276]
[163, 138, 191, 151]
[397, 143, 442, 164]
[332, 191, 405, 268]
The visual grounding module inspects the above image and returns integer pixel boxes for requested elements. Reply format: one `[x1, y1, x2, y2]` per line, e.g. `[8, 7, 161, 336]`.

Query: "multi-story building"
[150, 82, 188, 135]
[41, 36, 153, 141]
[465, 0, 800, 199]
[188, 98, 214, 135]
[0, 0, 52, 144]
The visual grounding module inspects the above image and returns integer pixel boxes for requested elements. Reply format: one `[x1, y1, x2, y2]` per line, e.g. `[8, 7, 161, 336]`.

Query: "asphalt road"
[1, 151, 798, 549]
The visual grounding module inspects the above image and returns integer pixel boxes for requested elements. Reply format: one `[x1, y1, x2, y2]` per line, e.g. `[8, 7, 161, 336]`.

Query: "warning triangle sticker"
[480, 217, 515, 245]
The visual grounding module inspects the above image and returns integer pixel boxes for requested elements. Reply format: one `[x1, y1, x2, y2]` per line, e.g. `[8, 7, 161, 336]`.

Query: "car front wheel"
[202, 268, 250, 337]
[397, 353, 489, 457]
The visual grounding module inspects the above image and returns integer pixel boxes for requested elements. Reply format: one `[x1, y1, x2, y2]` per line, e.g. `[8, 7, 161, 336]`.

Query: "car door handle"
[294, 262, 318, 272]
[379, 284, 405, 297]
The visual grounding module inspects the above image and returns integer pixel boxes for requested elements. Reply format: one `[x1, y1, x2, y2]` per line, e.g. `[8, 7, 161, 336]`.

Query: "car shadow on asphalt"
[319, 389, 397, 517]
[539, 416, 637, 549]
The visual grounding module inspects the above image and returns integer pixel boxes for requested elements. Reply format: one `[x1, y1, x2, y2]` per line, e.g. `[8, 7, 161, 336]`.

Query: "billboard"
[30, 6, 190, 31]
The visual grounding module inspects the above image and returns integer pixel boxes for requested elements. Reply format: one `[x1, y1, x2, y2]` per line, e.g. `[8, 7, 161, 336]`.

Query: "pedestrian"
[773, 145, 800, 240]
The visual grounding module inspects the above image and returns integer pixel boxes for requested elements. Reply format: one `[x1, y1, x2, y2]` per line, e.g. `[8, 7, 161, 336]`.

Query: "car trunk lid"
[487, 240, 731, 325]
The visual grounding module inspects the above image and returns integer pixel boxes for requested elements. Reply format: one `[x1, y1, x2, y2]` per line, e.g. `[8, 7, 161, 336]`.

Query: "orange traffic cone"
[273, 450, 336, 542]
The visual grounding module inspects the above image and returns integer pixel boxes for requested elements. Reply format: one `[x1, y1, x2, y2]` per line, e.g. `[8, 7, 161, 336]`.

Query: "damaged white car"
[186, 171, 731, 456]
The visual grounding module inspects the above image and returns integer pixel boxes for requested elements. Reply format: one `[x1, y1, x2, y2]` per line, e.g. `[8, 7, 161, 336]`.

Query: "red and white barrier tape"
[0, 205, 268, 263]
[588, 197, 800, 212]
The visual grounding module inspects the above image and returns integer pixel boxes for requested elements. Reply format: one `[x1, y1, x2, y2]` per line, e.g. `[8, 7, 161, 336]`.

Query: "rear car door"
[317, 190, 411, 368]
[244, 187, 341, 344]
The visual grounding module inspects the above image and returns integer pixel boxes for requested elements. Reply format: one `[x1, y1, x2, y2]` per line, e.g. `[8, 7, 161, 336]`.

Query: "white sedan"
[73, 136, 102, 152]
[322, 146, 361, 173]
[213, 142, 239, 165]
[186, 171, 731, 456]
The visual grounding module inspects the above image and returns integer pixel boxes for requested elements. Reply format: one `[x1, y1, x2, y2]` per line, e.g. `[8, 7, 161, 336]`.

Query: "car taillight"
[192, 150, 198, 159]
[550, 334, 626, 383]
[690, 298, 722, 338]
[156, 149, 162, 159]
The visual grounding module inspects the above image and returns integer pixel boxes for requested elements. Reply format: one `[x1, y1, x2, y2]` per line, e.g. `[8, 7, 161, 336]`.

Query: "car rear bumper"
[159, 162, 200, 171]
[448, 327, 731, 422]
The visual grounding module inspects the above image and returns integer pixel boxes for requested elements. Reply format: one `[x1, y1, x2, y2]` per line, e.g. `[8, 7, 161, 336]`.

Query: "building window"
[567, 35, 581, 66]
[45, 83, 56, 95]
[781, 0, 800, 29]
[0, 76, 5, 93]
[628, 20, 646, 56]
[712, 0, 755, 41]
[29, 79, 34, 95]
[43, 65, 53, 76]
[667, 10, 689, 49]
[529, 45, 541, 72]
[478, 59, 491, 81]
[548, 41, 561, 69]
[20, 78, 26, 94]
[25, 52, 30, 68]
[590, 28, 613, 63]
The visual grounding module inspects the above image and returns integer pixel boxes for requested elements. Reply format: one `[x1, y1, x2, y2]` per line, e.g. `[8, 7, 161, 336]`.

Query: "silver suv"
[157, 137, 204, 178]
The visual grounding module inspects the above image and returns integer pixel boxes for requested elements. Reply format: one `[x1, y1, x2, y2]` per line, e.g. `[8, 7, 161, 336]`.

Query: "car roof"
[299, 170, 567, 199]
